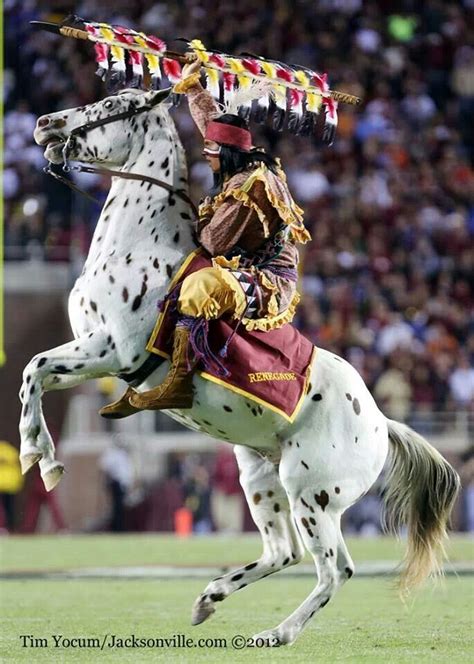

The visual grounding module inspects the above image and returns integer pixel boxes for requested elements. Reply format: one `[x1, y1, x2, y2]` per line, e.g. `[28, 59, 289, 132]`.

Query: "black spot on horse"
[353, 398, 361, 415]
[210, 593, 224, 602]
[244, 562, 258, 571]
[109, 275, 115, 284]
[223, 405, 232, 412]
[173, 231, 180, 243]
[131, 296, 142, 312]
[54, 365, 70, 373]
[180, 212, 191, 220]
[301, 497, 309, 508]
[132, 354, 140, 363]
[320, 598, 330, 609]
[283, 557, 290, 566]
[99, 350, 107, 358]
[148, 160, 155, 167]
[166, 264, 173, 279]
[231, 573, 243, 581]
[345, 567, 354, 578]
[273, 503, 280, 513]
[329, 548, 334, 556]
[125, 253, 132, 265]
[309, 517, 316, 526]
[74, 363, 85, 369]
[123, 198, 129, 208]
[315, 490, 329, 511]
[267, 521, 273, 527]
[122, 288, 129, 302]
[354, 437, 358, 443]
[301, 460, 309, 470]
[26, 376, 31, 384]
[312, 393, 322, 401]
[90, 301, 97, 313]
[267, 490, 274, 498]
[335, 486, 340, 494]
[160, 156, 169, 169]
[238, 583, 247, 590]
[30, 385, 35, 395]
[253, 493, 261, 504]
[346, 393, 352, 401]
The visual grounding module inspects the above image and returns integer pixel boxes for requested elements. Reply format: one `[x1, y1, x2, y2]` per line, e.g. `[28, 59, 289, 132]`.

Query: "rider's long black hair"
[209, 114, 279, 196]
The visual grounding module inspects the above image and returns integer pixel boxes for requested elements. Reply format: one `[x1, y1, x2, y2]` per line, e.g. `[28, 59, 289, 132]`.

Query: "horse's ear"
[149, 87, 172, 106]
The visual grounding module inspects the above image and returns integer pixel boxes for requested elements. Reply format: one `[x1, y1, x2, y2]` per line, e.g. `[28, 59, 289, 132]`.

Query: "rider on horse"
[101, 58, 311, 418]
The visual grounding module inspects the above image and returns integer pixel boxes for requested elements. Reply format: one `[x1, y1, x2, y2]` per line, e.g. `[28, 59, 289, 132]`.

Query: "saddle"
[146, 249, 315, 422]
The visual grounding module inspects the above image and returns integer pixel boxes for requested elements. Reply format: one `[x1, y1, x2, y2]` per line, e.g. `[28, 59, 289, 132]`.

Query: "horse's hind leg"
[191, 446, 304, 626]
[252, 497, 353, 646]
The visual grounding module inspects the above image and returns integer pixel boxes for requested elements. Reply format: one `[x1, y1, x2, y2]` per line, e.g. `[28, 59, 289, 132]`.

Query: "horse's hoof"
[20, 450, 43, 475]
[41, 462, 65, 492]
[191, 598, 216, 625]
[251, 629, 284, 647]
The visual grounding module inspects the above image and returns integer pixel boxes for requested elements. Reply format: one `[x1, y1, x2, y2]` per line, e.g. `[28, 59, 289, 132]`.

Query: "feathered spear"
[31, 16, 361, 144]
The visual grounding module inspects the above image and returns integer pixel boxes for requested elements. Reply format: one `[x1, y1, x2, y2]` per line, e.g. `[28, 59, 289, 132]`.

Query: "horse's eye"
[104, 100, 113, 109]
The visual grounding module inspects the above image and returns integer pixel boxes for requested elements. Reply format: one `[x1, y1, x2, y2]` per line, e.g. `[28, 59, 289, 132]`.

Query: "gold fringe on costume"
[209, 164, 311, 245]
[173, 72, 202, 94]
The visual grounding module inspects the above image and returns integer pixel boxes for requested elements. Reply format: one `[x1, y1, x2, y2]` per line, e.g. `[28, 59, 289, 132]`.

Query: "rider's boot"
[99, 387, 141, 419]
[128, 326, 195, 410]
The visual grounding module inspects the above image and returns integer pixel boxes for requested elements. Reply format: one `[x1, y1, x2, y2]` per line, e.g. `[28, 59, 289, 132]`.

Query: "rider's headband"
[205, 121, 252, 151]
[202, 146, 221, 157]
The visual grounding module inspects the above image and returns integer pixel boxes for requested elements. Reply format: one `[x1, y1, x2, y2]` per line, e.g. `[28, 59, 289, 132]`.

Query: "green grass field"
[1, 535, 473, 663]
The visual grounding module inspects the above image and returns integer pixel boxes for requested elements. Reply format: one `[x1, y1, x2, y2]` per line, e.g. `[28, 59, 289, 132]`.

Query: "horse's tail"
[383, 419, 460, 595]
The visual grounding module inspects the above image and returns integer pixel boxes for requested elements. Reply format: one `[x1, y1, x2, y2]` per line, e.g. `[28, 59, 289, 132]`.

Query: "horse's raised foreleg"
[191, 446, 304, 626]
[19, 329, 120, 490]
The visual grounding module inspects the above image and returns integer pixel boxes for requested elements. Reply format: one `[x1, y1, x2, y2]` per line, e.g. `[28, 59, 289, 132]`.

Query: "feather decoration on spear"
[30, 16, 361, 146]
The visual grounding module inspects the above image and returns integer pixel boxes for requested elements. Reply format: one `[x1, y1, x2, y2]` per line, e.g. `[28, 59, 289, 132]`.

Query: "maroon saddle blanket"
[146, 250, 315, 422]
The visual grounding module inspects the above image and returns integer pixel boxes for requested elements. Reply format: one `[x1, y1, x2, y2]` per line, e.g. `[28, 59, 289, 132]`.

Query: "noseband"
[44, 93, 198, 217]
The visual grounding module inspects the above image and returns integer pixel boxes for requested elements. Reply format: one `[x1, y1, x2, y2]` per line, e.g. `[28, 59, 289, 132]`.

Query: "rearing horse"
[21, 88, 460, 646]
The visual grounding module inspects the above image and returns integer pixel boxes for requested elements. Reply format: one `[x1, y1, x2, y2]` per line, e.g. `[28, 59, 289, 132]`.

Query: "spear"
[30, 20, 361, 106]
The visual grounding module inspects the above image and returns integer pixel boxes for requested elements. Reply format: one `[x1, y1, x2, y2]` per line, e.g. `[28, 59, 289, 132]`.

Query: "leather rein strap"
[49, 164, 199, 218]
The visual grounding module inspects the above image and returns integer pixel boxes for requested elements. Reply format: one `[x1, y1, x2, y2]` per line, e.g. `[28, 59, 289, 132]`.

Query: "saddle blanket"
[146, 250, 315, 422]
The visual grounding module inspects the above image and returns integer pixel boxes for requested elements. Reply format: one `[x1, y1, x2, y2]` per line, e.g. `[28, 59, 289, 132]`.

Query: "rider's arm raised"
[174, 64, 221, 137]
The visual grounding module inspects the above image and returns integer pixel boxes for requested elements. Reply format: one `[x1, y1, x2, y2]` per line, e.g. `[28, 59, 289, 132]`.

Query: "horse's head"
[34, 88, 172, 166]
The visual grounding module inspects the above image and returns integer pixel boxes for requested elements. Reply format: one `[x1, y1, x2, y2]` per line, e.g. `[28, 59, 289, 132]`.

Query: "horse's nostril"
[38, 117, 50, 128]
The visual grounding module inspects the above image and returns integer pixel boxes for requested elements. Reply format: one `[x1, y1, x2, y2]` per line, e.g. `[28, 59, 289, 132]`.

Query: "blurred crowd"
[4, 0, 474, 424]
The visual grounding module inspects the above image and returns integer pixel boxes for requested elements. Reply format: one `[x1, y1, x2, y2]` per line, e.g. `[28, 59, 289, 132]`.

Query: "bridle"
[44, 88, 198, 217]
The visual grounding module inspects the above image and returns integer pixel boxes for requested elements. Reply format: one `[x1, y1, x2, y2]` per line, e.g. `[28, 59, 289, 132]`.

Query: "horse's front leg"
[19, 330, 120, 490]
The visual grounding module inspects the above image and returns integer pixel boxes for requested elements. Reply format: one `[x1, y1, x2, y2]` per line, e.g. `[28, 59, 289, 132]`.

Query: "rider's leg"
[129, 266, 246, 410]
[102, 267, 246, 415]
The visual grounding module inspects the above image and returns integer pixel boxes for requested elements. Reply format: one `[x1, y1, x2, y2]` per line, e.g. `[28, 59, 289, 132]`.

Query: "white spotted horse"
[23, 88, 460, 645]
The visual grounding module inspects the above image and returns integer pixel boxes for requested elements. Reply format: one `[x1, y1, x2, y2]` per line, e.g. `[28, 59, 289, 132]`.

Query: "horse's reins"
[44, 93, 198, 218]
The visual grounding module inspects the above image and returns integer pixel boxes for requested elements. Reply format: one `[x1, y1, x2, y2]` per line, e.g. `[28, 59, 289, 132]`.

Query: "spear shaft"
[31, 21, 361, 105]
